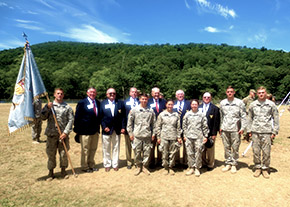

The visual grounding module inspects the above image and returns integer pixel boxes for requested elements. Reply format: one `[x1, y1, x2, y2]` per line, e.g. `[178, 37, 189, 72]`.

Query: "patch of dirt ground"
[1, 103, 290, 207]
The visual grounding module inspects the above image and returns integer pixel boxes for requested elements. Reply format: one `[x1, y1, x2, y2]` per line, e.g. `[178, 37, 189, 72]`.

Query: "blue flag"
[8, 41, 47, 135]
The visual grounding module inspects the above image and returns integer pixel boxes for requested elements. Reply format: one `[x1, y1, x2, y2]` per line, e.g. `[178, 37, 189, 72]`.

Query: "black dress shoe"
[82, 169, 93, 173]
[91, 168, 99, 172]
[127, 165, 132, 170]
[207, 167, 214, 171]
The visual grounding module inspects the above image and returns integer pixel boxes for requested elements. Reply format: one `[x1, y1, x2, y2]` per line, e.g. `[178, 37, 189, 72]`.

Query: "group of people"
[38, 85, 279, 180]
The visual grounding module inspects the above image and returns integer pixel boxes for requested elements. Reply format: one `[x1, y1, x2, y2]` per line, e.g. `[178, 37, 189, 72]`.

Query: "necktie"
[178, 102, 182, 116]
[133, 99, 136, 108]
[156, 100, 159, 113]
[93, 100, 97, 117]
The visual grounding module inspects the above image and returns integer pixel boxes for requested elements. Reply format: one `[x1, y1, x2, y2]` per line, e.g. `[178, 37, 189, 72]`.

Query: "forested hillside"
[0, 41, 289, 101]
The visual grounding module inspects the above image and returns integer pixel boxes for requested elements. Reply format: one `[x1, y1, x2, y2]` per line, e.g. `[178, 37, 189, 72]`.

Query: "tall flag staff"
[7, 33, 77, 177]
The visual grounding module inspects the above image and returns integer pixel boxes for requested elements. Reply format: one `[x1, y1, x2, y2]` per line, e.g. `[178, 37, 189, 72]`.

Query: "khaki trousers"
[80, 133, 99, 169]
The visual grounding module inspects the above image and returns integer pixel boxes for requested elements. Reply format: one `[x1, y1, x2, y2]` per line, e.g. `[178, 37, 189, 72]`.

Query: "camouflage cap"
[250, 89, 256, 93]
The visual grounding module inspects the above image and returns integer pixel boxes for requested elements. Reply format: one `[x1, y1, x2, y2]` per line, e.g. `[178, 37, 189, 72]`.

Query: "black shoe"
[127, 165, 132, 169]
[82, 169, 93, 173]
[91, 168, 99, 172]
[207, 167, 214, 171]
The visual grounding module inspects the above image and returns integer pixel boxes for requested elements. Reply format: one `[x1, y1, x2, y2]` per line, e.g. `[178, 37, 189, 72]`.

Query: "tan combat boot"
[194, 168, 200, 177]
[47, 169, 54, 181]
[185, 168, 194, 176]
[169, 168, 175, 176]
[253, 169, 261, 177]
[163, 168, 169, 175]
[222, 165, 231, 172]
[142, 167, 151, 175]
[61, 167, 69, 179]
[134, 166, 142, 176]
[262, 169, 270, 179]
[231, 166, 237, 174]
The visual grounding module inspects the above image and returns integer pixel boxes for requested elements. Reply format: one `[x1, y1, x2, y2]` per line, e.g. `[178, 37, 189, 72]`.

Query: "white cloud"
[0, 39, 24, 50]
[248, 33, 267, 44]
[16, 23, 43, 31]
[204, 26, 220, 33]
[15, 19, 38, 24]
[37, 0, 55, 9]
[45, 25, 118, 43]
[184, 0, 191, 9]
[195, 0, 237, 18]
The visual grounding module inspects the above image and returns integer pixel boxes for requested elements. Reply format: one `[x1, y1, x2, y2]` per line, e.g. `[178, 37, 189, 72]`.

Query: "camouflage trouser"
[185, 138, 203, 169]
[221, 131, 240, 166]
[251, 133, 271, 170]
[46, 135, 70, 170]
[133, 137, 152, 167]
[158, 139, 180, 168]
[31, 118, 42, 141]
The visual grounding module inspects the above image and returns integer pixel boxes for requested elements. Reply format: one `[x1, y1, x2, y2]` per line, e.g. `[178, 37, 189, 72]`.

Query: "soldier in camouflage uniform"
[31, 98, 42, 143]
[156, 100, 182, 175]
[248, 86, 279, 179]
[41, 88, 74, 180]
[242, 89, 256, 141]
[127, 93, 156, 176]
[183, 99, 209, 177]
[220, 86, 247, 174]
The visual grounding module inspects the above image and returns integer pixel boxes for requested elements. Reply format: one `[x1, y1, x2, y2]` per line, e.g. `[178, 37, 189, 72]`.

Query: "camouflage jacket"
[41, 101, 74, 137]
[243, 95, 255, 112]
[183, 110, 209, 140]
[156, 110, 182, 140]
[33, 99, 42, 119]
[220, 97, 247, 132]
[127, 105, 156, 138]
[248, 99, 279, 135]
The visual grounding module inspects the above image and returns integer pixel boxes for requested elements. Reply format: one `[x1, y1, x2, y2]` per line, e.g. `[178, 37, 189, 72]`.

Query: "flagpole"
[45, 94, 77, 178]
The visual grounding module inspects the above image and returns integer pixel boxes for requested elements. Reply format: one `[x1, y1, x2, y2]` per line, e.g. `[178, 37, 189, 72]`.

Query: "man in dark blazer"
[124, 87, 140, 169]
[198, 92, 220, 170]
[100, 88, 126, 172]
[173, 89, 191, 167]
[148, 87, 166, 168]
[74, 87, 101, 173]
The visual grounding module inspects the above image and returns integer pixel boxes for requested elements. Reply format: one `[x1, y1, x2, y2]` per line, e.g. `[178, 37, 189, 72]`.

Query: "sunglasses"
[109, 93, 116, 95]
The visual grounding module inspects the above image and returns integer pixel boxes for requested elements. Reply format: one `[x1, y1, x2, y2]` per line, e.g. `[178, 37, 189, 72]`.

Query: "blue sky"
[1, 0, 290, 51]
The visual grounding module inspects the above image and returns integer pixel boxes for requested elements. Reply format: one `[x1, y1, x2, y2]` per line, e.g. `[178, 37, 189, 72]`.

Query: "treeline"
[0, 41, 289, 101]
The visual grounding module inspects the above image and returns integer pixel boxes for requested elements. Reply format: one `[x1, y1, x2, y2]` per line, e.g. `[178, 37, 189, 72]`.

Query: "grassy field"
[1, 103, 290, 207]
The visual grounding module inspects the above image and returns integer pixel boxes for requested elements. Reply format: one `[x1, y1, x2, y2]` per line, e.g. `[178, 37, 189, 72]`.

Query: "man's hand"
[152, 135, 155, 141]
[212, 135, 216, 140]
[203, 137, 207, 144]
[130, 136, 134, 141]
[177, 138, 182, 144]
[238, 130, 244, 135]
[183, 137, 187, 142]
[60, 133, 67, 140]
[104, 127, 110, 133]
[157, 139, 161, 144]
[47, 102, 53, 109]
[121, 129, 125, 134]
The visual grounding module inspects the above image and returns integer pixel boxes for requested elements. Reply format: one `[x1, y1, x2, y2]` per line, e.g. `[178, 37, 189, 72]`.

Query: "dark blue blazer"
[124, 97, 140, 127]
[100, 99, 126, 135]
[148, 98, 166, 118]
[73, 98, 101, 135]
[198, 103, 220, 136]
[173, 99, 191, 128]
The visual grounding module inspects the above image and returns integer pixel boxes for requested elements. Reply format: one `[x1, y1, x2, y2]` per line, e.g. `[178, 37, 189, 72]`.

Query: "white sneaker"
[222, 165, 231, 172]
